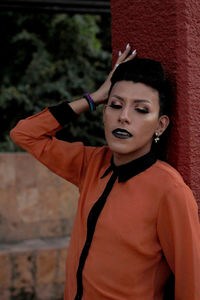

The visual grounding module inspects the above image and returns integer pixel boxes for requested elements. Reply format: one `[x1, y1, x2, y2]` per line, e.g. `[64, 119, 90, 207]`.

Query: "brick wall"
[0, 153, 79, 299]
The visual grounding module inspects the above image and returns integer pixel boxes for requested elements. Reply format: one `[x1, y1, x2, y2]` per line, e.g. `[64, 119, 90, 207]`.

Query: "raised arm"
[10, 45, 136, 186]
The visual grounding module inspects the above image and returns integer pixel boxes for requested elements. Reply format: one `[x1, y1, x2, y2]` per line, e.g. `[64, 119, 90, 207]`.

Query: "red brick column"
[111, 0, 200, 210]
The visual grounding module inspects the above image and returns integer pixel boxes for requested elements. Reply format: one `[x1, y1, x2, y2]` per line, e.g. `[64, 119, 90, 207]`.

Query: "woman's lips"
[112, 128, 133, 139]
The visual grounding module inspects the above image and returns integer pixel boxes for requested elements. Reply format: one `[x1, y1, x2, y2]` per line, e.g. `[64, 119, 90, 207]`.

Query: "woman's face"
[103, 80, 169, 165]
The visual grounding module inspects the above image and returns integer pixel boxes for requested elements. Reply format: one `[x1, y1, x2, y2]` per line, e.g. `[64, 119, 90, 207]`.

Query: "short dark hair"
[109, 58, 172, 117]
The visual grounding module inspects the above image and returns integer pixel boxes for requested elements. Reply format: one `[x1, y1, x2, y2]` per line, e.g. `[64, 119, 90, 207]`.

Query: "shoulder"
[150, 160, 187, 188]
[90, 145, 112, 162]
[150, 161, 197, 209]
[86, 145, 112, 172]
[147, 160, 195, 200]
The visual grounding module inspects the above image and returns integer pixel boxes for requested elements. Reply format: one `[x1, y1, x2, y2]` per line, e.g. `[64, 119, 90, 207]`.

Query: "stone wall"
[0, 153, 79, 299]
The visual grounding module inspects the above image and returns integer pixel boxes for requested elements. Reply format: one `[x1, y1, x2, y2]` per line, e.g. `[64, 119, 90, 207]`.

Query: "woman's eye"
[135, 107, 149, 114]
[109, 103, 122, 109]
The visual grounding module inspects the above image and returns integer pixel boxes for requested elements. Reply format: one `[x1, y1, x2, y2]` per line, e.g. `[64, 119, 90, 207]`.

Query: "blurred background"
[0, 2, 111, 152]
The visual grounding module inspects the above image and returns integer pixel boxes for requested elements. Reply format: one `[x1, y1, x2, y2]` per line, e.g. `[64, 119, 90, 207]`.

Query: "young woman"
[10, 45, 200, 300]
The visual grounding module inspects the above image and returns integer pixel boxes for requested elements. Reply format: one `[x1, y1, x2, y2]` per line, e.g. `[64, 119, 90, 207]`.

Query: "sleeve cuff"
[48, 101, 78, 126]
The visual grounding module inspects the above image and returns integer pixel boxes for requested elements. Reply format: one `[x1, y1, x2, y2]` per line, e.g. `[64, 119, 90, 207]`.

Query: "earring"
[154, 132, 160, 143]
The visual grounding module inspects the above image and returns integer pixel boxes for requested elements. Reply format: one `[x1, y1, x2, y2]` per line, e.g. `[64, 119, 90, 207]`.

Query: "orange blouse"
[10, 107, 200, 300]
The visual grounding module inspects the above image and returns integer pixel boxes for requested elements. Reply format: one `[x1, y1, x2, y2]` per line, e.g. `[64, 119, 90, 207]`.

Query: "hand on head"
[93, 44, 137, 105]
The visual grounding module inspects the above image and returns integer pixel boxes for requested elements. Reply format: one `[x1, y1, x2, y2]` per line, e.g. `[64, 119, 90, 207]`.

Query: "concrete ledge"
[0, 236, 70, 254]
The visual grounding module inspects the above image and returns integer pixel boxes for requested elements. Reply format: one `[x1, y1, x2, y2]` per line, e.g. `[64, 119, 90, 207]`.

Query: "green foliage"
[0, 11, 111, 151]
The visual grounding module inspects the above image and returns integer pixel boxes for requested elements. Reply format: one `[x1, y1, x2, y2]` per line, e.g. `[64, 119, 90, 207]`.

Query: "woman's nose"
[118, 107, 131, 124]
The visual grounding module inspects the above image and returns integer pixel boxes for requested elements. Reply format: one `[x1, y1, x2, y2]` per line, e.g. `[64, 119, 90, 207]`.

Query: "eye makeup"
[135, 107, 149, 114]
[108, 100, 150, 114]
[109, 102, 122, 109]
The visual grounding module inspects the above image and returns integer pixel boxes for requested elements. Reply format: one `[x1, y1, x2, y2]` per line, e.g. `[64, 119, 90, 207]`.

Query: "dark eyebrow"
[111, 95, 124, 101]
[134, 99, 151, 104]
[111, 94, 151, 104]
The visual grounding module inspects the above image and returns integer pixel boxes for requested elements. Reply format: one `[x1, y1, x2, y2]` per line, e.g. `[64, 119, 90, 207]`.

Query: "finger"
[123, 49, 137, 62]
[117, 44, 132, 63]
[116, 45, 137, 65]
[114, 48, 137, 70]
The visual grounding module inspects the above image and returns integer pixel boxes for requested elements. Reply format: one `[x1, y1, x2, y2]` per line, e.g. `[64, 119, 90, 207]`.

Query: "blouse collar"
[101, 151, 157, 183]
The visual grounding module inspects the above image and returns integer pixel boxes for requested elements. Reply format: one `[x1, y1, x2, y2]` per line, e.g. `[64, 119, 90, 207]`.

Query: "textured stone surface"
[0, 153, 79, 242]
[0, 254, 11, 289]
[36, 250, 57, 284]
[111, 0, 200, 211]
[0, 237, 69, 300]
[0, 153, 77, 298]
[11, 252, 35, 289]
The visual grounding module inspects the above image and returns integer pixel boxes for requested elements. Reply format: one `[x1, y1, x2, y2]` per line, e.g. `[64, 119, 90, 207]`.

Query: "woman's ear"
[157, 115, 170, 136]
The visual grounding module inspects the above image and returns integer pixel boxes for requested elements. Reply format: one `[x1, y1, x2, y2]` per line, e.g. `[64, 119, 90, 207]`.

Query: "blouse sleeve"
[10, 102, 96, 188]
[157, 183, 200, 300]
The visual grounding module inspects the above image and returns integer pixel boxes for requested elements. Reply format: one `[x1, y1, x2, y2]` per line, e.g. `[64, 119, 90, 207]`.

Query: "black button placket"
[74, 171, 118, 300]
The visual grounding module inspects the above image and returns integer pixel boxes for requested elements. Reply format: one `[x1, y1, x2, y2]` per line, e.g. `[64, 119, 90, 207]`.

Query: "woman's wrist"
[68, 90, 106, 115]
[90, 90, 107, 105]
[83, 93, 96, 112]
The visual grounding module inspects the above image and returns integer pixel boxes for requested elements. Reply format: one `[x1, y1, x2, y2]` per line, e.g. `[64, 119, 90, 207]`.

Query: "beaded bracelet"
[83, 93, 96, 112]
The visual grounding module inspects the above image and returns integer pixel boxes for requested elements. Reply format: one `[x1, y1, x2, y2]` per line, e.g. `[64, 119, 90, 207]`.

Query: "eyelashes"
[109, 103, 122, 109]
[108, 103, 149, 114]
[135, 108, 149, 114]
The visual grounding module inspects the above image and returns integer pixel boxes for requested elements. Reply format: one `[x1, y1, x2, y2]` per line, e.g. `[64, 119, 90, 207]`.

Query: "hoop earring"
[154, 132, 160, 143]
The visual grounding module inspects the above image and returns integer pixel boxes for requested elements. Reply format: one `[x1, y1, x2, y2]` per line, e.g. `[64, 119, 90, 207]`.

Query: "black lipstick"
[112, 128, 133, 139]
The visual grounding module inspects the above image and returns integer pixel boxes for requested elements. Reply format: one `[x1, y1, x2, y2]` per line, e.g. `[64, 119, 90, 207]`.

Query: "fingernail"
[132, 49, 137, 55]
[126, 43, 130, 49]
[118, 50, 122, 56]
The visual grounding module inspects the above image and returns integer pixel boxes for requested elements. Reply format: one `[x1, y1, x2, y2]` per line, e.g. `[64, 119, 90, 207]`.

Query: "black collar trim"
[101, 151, 157, 183]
